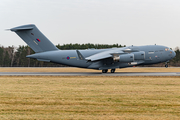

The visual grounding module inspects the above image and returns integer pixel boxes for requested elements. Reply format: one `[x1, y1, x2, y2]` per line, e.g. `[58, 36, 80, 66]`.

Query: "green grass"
[0, 76, 180, 119]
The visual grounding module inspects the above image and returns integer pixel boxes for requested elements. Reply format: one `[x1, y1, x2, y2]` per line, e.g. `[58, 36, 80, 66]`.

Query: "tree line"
[171, 47, 180, 66]
[0, 44, 179, 67]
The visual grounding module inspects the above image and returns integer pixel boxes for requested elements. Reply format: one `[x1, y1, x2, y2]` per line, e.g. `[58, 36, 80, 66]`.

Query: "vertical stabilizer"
[11, 24, 58, 53]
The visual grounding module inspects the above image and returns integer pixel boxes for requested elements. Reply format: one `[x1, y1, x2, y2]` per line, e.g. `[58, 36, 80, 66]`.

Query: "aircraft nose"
[172, 51, 176, 58]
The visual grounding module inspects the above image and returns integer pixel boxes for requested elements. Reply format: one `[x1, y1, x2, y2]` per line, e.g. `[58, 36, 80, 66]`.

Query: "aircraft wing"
[85, 49, 124, 61]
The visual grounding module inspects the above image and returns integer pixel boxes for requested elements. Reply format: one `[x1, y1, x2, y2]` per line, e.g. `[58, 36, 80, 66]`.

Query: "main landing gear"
[102, 69, 116, 73]
[102, 69, 108, 73]
[111, 69, 115, 73]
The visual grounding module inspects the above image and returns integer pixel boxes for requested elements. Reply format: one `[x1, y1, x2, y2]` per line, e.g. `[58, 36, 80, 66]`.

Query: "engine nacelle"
[133, 51, 145, 60]
[113, 56, 120, 61]
[113, 54, 134, 62]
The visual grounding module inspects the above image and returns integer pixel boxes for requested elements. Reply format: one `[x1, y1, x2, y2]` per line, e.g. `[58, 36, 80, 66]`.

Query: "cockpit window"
[165, 48, 169, 51]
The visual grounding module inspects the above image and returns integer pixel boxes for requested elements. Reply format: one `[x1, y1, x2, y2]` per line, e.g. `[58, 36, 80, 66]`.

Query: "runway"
[0, 72, 180, 76]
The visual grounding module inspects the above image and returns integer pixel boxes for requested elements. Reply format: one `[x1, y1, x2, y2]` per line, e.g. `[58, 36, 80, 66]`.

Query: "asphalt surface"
[0, 72, 180, 76]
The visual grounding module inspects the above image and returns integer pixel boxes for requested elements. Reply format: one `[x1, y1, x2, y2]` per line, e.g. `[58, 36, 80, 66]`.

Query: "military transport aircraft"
[10, 24, 176, 73]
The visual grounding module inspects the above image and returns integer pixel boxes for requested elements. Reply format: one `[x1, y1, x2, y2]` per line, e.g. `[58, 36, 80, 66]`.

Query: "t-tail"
[10, 24, 58, 53]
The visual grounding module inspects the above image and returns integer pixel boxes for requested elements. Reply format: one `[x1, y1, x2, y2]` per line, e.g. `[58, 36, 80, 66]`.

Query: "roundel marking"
[67, 56, 70, 60]
[36, 38, 41, 42]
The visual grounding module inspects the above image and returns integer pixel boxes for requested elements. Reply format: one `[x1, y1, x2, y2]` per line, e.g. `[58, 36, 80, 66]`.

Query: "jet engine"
[113, 54, 134, 62]
[133, 51, 145, 60]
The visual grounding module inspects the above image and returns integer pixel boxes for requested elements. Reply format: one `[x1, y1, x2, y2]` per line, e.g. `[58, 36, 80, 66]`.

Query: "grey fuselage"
[10, 24, 176, 70]
[27, 45, 176, 70]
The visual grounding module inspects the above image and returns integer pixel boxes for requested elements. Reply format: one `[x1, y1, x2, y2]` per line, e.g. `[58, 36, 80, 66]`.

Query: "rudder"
[11, 24, 58, 53]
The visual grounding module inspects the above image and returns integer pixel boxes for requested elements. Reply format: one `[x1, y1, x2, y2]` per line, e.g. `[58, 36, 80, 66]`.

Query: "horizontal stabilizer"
[10, 25, 33, 31]
[37, 59, 50, 62]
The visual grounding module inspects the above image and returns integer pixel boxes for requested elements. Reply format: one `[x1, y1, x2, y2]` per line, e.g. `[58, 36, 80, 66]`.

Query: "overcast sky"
[1, 0, 180, 49]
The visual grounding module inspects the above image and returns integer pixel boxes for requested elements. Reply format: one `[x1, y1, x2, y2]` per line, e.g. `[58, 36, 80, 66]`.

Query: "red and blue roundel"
[67, 56, 70, 60]
[36, 38, 41, 42]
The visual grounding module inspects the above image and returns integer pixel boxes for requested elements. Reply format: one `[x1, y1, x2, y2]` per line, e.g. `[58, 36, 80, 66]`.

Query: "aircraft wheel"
[102, 69, 108, 73]
[111, 69, 115, 73]
[165, 64, 168, 68]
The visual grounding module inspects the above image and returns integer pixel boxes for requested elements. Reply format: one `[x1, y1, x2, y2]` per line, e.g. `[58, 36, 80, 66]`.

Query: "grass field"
[0, 76, 180, 119]
[0, 67, 180, 73]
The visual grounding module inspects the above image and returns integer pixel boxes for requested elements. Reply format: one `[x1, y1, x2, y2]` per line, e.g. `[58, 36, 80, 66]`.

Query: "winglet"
[76, 50, 85, 60]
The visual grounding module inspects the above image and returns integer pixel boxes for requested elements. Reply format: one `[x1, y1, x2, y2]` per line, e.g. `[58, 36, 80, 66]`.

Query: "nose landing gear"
[165, 64, 168, 68]
[165, 61, 169, 68]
